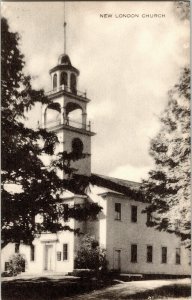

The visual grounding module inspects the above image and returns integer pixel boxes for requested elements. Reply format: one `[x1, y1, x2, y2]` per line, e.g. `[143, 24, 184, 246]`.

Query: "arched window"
[45, 102, 61, 127]
[60, 72, 68, 86]
[53, 74, 57, 90]
[72, 138, 83, 159]
[70, 73, 77, 94]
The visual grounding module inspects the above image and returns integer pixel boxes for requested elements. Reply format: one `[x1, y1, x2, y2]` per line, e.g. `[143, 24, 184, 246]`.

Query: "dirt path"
[2, 276, 190, 300]
[64, 278, 191, 300]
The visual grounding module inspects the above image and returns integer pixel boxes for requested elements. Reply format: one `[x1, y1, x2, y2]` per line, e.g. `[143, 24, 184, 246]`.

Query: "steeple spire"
[64, 1, 67, 54]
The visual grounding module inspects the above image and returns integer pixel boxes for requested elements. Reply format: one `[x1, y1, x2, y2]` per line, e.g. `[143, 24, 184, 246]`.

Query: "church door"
[114, 249, 121, 271]
[44, 245, 54, 271]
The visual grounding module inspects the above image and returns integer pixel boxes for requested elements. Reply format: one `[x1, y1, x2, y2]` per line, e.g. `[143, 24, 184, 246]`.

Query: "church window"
[131, 244, 137, 263]
[72, 138, 83, 159]
[15, 243, 19, 253]
[176, 248, 181, 264]
[57, 251, 61, 261]
[60, 72, 68, 86]
[70, 73, 77, 94]
[131, 205, 137, 223]
[5, 262, 9, 271]
[30, 245, 35, 261]
[147, 245, 153, 263]
[161, 247, 167, 263]
[53, 73, 57, 90]
[63, 204, 69, 222]
[63, 244, 68, 260]
[115, 203, 121, 220]
[147, 211, 152, 224]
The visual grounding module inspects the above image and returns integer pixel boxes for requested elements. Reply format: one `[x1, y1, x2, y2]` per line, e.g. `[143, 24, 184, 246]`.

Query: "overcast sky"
[2, 1, 189, 182]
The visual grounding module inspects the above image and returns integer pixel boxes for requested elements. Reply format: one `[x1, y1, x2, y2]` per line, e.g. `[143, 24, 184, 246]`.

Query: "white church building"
[1, 50, 190, 277]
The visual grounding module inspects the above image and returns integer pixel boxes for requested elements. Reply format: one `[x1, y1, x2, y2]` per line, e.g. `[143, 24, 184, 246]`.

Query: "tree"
[142, 67, 190, 248]
[1, 17, 101, 245]
[173, 1, 190, 21]
[75, 235, 107, 272]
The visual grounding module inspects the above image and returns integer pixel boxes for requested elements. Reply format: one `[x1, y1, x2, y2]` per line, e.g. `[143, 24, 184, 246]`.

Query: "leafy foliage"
[1, 17, 101, 245]
[142, 67, 190, 248]
[6, 253, 26, 276]
[75, 235, 108, 272]
[173, 1, 190, 21]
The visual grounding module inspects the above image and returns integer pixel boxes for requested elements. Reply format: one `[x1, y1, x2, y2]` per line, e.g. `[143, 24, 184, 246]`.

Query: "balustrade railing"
[45, 118, 91, 131]
[46, 85, 87, 98]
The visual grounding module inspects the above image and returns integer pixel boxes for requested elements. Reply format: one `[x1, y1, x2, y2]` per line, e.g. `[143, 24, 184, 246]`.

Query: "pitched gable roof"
[90, 173, 145, 202]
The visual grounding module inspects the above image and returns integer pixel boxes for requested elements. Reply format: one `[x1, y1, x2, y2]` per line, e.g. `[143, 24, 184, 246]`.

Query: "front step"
[119, 273, 143, 281]
[16, 271, 70, 278]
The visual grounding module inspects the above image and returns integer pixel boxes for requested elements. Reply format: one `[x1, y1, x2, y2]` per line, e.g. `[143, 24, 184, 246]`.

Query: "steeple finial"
[64, 1, 67, 54]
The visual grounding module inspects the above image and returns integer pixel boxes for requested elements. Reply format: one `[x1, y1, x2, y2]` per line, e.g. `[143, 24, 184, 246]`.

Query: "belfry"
[41, 11, 95, 177]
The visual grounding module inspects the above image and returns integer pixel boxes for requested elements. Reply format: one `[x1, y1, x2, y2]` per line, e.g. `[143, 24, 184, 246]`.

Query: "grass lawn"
[1, 277, 191, 300]
[1, 275, 114, 300]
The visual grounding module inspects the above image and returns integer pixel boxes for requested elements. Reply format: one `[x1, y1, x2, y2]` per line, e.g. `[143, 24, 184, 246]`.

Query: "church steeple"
[41, 5, 95, 176]
[49, 2, 80, 94]
[63, 1, 67, 55]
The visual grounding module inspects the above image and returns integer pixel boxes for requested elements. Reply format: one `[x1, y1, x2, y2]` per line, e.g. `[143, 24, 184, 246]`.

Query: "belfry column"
[67, 74, 70, 92]
[57, 71, 60, 92]
[61, 106, 66, 124]
[82, 111, 87, 129]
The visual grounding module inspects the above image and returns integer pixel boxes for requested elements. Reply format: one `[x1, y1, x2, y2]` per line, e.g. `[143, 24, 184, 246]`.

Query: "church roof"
[49, 53, 79, 75]
[64, 173, 145, 202]
[92, 173, 141, 190]
[90, 173, 145, 202]
[58, 54, 72, 66]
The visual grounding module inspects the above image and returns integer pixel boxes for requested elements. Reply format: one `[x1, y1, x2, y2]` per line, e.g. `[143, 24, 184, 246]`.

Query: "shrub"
[6, 253, 26, 276]
[74, 235, 108, 274]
